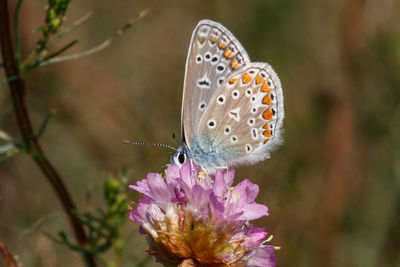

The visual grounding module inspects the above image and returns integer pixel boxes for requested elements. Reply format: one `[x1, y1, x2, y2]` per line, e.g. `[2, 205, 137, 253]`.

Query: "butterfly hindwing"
[196, 62, 284, 168]
[181, 20, 250, 148]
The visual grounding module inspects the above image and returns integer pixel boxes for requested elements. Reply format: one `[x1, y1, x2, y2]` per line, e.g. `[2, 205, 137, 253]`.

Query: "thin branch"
[43, 40, 78, 61]
[14, 0, 24, 67]
[37, 8, 149, 67]
[52, 11, 93, 44]
[24, 40, 78, 72]
[19, 49, 37, 69]
[36, 110, 55, 138]
[0, 1, 97, 266]
[1, 75, 18, 86]
[2, 41, 77, 84]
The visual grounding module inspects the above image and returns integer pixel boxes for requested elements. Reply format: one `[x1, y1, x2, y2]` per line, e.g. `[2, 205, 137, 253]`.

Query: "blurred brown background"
[1, 0, 400, 266]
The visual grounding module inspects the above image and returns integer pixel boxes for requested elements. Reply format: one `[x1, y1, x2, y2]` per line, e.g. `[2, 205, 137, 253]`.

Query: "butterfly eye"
[178, 152, 186, 164]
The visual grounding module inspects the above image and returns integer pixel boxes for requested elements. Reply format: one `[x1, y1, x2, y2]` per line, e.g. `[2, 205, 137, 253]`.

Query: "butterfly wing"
[181, 20, 250, 148]
[195, 62, 284, 169]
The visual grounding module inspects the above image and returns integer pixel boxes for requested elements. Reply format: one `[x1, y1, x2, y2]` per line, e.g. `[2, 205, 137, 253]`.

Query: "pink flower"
[129, 162, 276, 266]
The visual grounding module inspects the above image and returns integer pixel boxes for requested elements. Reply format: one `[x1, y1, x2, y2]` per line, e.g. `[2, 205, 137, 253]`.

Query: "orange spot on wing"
[229, 77, 238, 84]
[262, 94, 272, 105]
[210, 36, 217, 43]
[231, 59, 239, 70]
[262, 108, 273, 120]
[224, 49, 233, 59]
[261, 82, 271, 92]
[255, 75, 264, 84]
[263, 124, 272, 141]
[263, 127, 272, 138]
[263, 131, 272, 138]
[242, 73, 252, 84]
[218, 42, 227, 49]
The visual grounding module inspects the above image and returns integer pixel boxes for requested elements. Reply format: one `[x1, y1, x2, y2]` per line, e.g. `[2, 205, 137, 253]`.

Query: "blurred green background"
[1, 0, 400, 266]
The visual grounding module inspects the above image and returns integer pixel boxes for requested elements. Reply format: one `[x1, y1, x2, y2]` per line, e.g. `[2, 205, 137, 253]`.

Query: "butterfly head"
[170, 144, 190, 167]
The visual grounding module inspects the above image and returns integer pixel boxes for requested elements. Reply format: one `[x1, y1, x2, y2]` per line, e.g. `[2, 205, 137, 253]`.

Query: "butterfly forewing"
[196, 63, 284, 167]
[182, 20, 250, 148]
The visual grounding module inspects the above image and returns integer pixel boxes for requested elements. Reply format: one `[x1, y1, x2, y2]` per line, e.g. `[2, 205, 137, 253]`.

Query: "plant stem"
[0, 1, 97, 266]
[14, 0, 23, 67]
[0, 237, 19, 267]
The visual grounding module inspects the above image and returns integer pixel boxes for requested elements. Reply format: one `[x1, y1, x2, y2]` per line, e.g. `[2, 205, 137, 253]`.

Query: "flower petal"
[245, 246, 276, 267]
[235, 203, 269, 221]
[146, 173, 171, 204]
[179, 162, 198, 189]
[166, 164, 180, 182]
[209, 192, 224, 219]
[130, 195, 152, 223]
[129, 179, 150, 195]
[233, 179, 259, 204]
[243, 226, 268, 248]
[214, 168, 234, 187]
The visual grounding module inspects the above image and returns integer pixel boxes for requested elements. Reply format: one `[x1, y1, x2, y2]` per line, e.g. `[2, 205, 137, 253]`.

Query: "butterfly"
[170, 19, 284, 173]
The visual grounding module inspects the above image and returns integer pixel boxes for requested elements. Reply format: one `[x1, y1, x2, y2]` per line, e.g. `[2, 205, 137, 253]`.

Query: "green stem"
[19, 49, 37, 69]
[35, 110, 55, 138]
[0, 1, 97, 266]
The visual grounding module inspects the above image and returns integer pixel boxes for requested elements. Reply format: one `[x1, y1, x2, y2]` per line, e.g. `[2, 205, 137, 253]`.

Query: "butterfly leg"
[224, 166, 229, 183]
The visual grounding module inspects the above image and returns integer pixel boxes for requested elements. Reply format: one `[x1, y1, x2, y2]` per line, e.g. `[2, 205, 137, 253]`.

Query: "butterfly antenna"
[122, 140, 176, 151]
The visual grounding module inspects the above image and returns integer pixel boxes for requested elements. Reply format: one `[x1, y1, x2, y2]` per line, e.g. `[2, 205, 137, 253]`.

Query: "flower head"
[129, 162, 276, 266]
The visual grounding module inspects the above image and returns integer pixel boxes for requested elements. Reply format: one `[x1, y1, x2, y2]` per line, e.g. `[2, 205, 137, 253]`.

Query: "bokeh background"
[1, 0, 400, 266]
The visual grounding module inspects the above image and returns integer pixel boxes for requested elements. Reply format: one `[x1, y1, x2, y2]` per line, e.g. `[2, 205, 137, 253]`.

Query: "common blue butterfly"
[170, 19, 284, 173]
